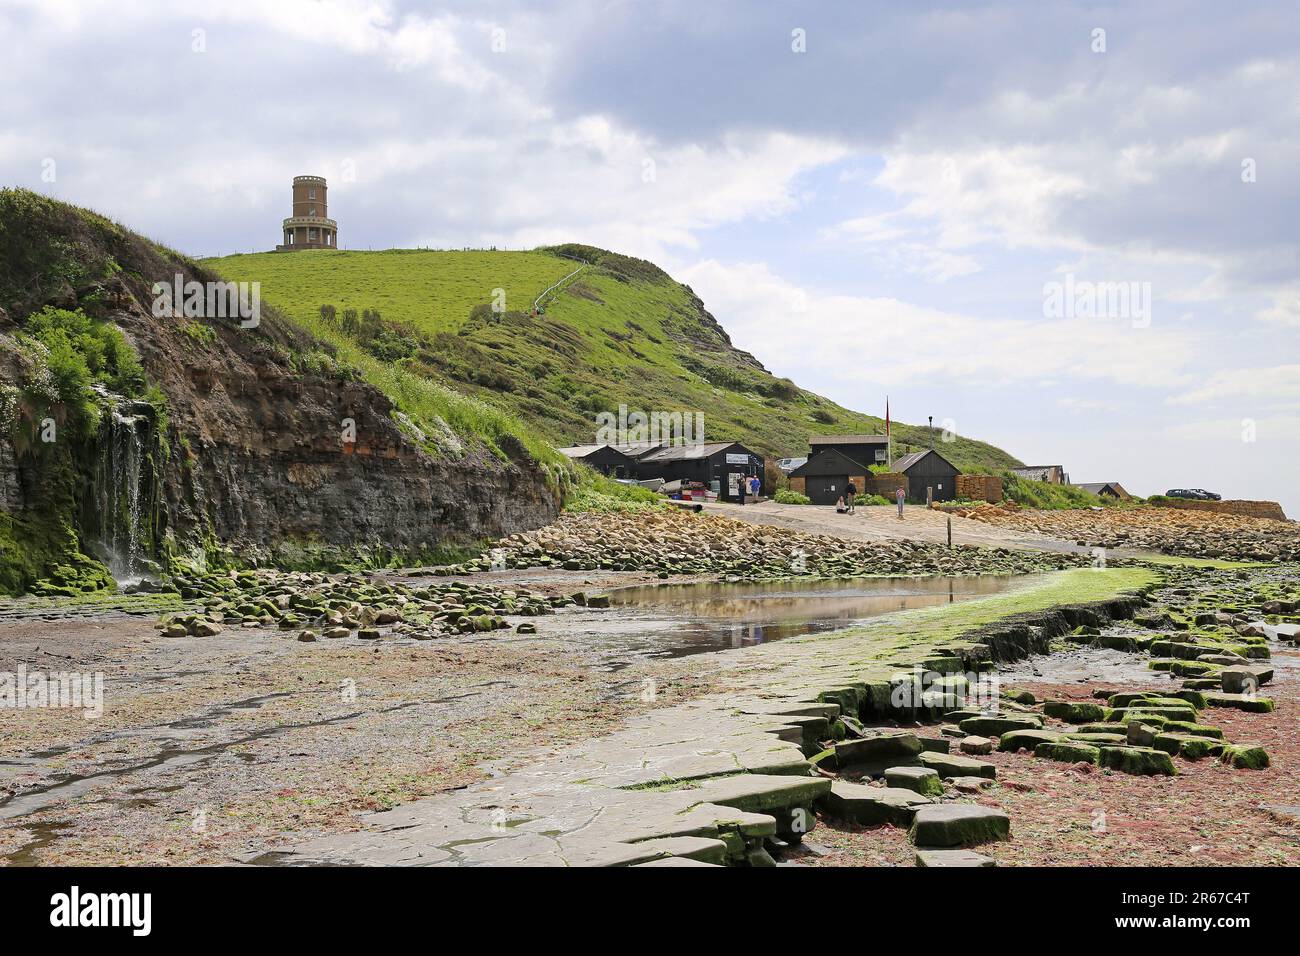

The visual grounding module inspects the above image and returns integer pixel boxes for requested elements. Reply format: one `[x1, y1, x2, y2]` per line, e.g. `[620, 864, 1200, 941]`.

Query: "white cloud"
[1168, 365, 1300, 405]
[1256, 287, 1300, 327]
[677, 259, 1201, 391]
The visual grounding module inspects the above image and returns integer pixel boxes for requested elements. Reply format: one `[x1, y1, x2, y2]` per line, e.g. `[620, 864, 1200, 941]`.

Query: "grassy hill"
[204, 244, 1024, 473]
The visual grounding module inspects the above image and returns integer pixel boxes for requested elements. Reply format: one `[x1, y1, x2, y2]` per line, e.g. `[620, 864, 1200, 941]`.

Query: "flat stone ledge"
[909, 804, 1011, 848]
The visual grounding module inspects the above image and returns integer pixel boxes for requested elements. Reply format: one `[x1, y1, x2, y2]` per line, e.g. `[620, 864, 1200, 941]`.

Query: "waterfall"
[92, 401, 152, 583]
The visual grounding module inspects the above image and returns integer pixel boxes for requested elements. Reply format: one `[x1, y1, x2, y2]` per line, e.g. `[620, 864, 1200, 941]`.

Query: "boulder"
[884, 766, 944, 796]
[958, 715, 1042, 737]
[1219, 744, 1270, 770]
[832, 732, 923, 767]
[1204, 692, 1274, 713]
[819, 781, 932, 826]
[1042, 700, 1107, 723]
[1099, 746, 1177, 776]
[997, 729, 1063, 752]
[920, 751, 997, 780]
[1125, 722, 1160, 747]
[1153, 733, 1224, 760]
[960, 736, 994, 756]
[1161, 720, 1222, 739]
[909, 804, 1010, 848]
[1062, 732, 1126, 746]
[1034, 741, 1100, 765]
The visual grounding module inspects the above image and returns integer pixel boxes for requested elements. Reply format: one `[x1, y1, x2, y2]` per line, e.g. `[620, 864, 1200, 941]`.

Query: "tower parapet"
[277, 175, 337, 251]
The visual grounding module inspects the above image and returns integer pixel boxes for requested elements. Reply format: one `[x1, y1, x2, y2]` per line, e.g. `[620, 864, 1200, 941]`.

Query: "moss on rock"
[1099, 746, 1177, 776]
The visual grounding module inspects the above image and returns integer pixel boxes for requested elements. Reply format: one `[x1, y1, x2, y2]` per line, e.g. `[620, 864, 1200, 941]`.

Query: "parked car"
[1165, 488, 1222, 501]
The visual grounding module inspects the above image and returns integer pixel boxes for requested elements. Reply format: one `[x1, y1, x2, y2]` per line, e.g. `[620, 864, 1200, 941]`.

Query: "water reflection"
[587, 575, 1023, 660]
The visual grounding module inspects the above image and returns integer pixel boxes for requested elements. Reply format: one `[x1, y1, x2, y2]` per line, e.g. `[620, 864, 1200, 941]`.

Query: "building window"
[309, 207, 316, 216]
[309, 188, 316, 199]
[874, 448, 887, 461]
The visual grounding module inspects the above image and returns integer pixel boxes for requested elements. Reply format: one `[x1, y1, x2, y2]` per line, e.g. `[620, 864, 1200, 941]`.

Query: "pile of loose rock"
[157, 567, 592, 642]
[442, 508, 1089, 580]
[951, 503, 1300, 562]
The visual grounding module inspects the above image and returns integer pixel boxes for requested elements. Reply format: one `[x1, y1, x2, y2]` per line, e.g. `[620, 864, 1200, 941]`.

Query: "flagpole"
[886, 395, 892, 469]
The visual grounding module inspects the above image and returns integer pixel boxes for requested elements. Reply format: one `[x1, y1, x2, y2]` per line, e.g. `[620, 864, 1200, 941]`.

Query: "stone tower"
[277, 175, 337, 251]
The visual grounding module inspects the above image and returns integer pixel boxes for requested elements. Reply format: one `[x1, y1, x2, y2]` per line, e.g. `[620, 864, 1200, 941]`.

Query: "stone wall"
[957, 475, 1003, 503]
[865, 472, 906, 497]
[1155, 498, 1287, 521]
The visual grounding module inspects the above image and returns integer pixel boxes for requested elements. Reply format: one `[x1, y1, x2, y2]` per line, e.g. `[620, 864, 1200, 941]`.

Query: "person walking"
[896, 486, 906, 520]
[845, 479, 857, 514]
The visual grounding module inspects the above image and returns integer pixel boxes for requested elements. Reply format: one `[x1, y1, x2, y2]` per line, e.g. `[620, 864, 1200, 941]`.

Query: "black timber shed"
[893, 449, 961, 502]
[556, 443, 641, 479]
[808, 434, 889, 469]
[787, 449, 865, 505]
[636, 441, 764, 502]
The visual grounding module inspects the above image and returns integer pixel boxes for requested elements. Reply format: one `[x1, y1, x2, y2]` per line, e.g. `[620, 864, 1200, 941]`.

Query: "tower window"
[308, 188, 316, 199]
[310, 207, 316, 216]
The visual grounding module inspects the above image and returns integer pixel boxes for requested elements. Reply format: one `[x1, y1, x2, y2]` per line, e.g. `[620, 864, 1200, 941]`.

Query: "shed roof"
[559, 441, 664, 459]
[1011, 465, 1064, 480]
[893, 449, 959, 473]
[1073, 481, 1130, 497]
[788, 448, 865, 478]
[556, 443, 636, 460]
[638, 441, 751, 463]
[810, 434, 889, 446]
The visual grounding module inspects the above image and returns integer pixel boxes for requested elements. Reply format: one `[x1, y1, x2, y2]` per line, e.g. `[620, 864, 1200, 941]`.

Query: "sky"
[2, 0, 1297, 513]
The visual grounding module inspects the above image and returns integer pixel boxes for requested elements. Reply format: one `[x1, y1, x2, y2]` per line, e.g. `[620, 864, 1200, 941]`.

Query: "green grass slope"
[204, 244, 1023, 473]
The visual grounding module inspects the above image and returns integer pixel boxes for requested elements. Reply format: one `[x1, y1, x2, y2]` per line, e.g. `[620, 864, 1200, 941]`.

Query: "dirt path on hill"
[699, 501, 1092, 554]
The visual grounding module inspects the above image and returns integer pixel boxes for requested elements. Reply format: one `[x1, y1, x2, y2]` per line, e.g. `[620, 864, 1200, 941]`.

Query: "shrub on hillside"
[12, 307, 146, 438]
[999, 472, 1104, 509]
[564, 468, 663, 513]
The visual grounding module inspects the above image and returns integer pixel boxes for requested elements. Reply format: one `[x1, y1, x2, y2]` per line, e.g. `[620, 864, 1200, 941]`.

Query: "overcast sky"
[3, 0, 1297, 513]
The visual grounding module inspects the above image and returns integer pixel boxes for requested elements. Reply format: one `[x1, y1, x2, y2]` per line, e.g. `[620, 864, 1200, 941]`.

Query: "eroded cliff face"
[0, 191, 560, 591]
[132, 299, 558, 566]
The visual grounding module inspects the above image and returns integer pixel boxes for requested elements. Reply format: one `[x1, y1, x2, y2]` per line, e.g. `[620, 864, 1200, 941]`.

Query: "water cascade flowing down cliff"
[91, 401, 154, 583]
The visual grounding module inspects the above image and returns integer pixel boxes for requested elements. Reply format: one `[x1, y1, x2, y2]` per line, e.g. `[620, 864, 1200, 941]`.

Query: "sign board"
[725, 453, 749, 465]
